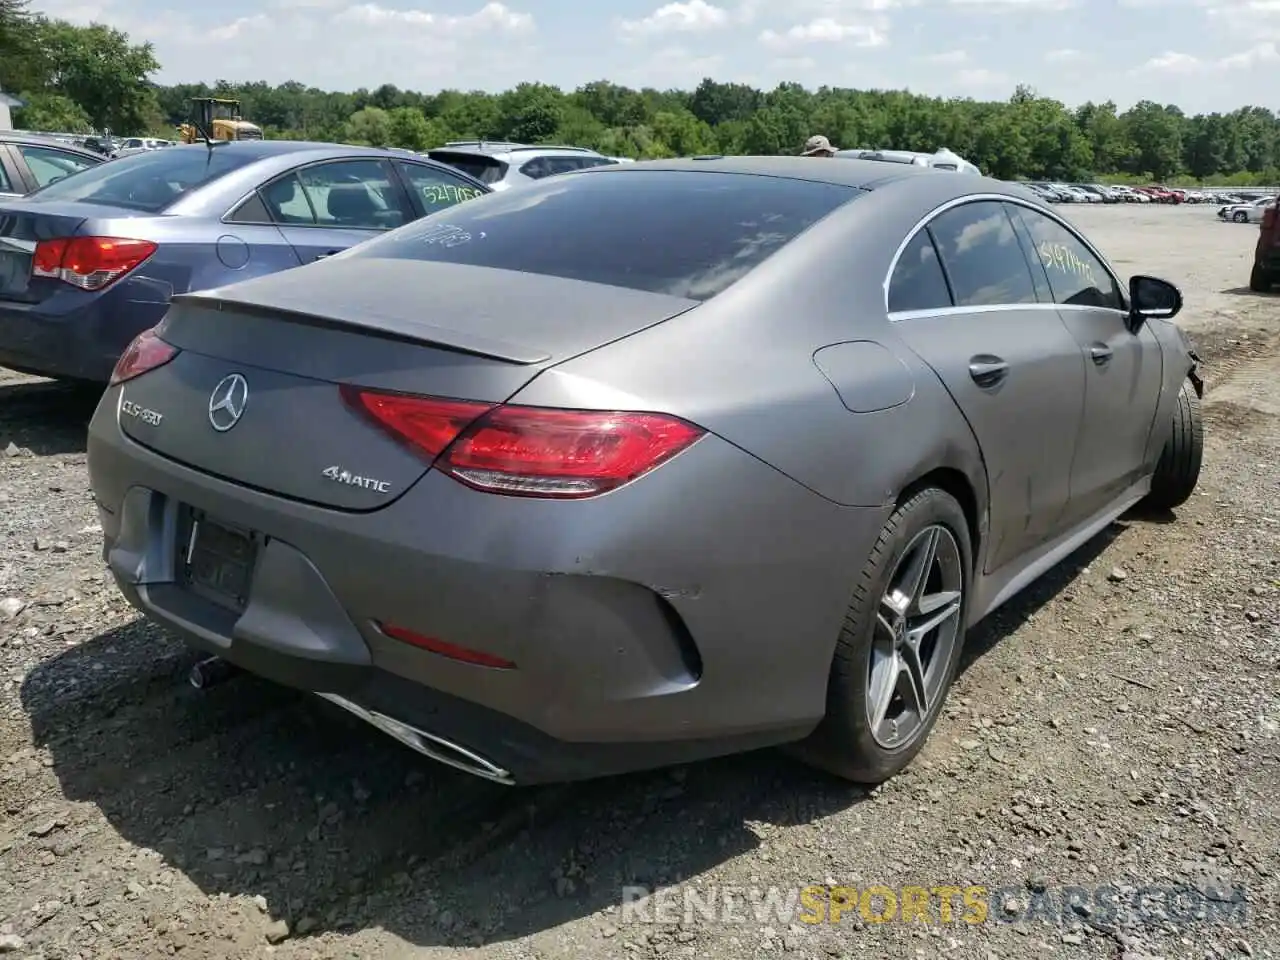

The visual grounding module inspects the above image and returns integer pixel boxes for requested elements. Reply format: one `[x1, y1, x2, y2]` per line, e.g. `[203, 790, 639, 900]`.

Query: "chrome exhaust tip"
[315, 692, 515, 785]
[189, 656, 240, 690]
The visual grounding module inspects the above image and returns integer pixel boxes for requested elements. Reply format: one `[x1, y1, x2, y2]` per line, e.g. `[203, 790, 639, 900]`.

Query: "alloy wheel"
[866, 524, 964, 749]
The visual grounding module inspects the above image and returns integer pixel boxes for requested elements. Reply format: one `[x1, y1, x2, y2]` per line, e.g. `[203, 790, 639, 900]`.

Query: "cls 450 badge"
[120, 398, 163, 426]
[322, 465, 391, 493]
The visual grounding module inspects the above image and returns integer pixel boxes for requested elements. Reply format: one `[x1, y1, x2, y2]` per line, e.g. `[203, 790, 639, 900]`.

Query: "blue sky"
[32, 0, 1279, 114]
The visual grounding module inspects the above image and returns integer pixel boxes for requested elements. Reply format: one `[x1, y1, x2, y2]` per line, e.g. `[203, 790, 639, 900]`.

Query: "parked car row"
[56, 151, 1205, 789]
[1019, 181, 1252, 205]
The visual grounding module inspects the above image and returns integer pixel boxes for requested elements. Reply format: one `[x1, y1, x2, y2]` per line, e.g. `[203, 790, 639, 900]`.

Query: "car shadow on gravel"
[19, 516, 1143, 948]
[0, 378, 102, 456]
[1220, 286, 1277, 298]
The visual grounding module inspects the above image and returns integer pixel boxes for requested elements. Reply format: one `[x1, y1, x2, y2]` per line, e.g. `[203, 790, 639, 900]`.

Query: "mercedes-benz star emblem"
[208, 374, 249, 432]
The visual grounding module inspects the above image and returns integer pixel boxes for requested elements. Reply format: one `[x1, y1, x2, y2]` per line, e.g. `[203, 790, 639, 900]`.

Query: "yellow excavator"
[178, 97, 263, 144]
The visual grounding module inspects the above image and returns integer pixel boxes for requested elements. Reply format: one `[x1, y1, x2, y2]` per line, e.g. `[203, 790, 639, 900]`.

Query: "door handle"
[313, 250, 341, 261]
[1089, 344, 1113, 365]
[968, 355, 1009, 388]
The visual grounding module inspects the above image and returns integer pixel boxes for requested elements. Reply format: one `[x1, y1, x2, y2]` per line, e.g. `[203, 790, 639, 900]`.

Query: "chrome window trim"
[882, 192, 1129, 316]
[887, 302, 1129, 323]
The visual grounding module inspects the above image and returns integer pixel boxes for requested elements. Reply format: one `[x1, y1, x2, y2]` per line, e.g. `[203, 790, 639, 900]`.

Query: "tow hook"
[1187, 350, 1204, 397]
[188, 656, 241, 690]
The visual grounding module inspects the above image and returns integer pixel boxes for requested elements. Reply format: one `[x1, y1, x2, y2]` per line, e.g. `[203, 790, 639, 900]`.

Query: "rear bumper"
[0, 297, 166, 382]
[87, 387, 889, 783]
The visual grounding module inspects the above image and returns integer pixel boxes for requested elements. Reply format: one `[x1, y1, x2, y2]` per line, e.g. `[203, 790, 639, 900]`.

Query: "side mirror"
[1127, 274, 1182, 331]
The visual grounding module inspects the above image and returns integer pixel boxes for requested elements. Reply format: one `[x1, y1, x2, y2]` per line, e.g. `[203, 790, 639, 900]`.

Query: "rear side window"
[346, 170, 859, 301]
[27, 144, 255, 212]
[427, 151, 508, 184]
[16, 145, 98, 188]
[926, 201, 1038, 307]
[888, 230, 952, 313]
[1012, 206, 1123, 310]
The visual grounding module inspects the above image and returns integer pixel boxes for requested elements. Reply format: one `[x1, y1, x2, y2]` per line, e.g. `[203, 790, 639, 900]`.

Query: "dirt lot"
[1, 203, 1277, 960]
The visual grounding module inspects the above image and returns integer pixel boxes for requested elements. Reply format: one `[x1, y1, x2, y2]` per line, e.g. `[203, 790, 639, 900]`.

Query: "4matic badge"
[322, 465, 391, 494]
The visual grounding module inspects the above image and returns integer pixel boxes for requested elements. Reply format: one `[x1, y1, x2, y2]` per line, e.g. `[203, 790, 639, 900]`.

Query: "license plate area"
[178, 508, 259, 612]
[0, 247, 31, 297]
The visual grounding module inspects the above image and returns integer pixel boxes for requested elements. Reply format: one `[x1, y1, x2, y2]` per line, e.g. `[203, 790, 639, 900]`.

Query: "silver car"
[426, 141, 616, 191]
[1218, 196, 1275, 223]
[87, 157, 1205, 787]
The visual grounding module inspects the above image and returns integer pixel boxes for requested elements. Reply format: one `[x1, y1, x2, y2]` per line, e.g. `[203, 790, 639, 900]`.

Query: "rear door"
[1010, 203, 1163, 524]
[262, 157, 415, 263]
[888, 200, 1086, 574]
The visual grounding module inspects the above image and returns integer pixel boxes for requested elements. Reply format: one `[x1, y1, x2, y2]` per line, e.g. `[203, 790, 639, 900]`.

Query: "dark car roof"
[0, 133, 103, 159]
[576, 155, 955, 191]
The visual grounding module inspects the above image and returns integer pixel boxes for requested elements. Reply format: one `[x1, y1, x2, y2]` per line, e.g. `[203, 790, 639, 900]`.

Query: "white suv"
[426, 141, 617, 191]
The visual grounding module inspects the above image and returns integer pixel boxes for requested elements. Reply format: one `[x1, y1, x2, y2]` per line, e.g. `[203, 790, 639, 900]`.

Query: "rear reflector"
[378, 622, 515, 669]
[342, 387, 705, 499]
[32, 236, 157, 291]
[110, 326, 178, 386]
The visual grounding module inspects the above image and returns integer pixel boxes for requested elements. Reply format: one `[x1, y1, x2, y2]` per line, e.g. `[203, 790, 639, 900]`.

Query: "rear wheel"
[793, 488, 971, 783]
[1144, 377, 1204, 510]
[1250, 264, 1273, 293]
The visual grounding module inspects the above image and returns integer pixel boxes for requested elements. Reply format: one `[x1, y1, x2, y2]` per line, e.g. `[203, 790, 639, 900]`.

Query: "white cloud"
[956, 67, 1008, 86]
[946, 0, 1079, 9]
[924, 49, 969, 63]
[759, 18, 889, 47]
[1139, 50, 1202, 71]
[57, 1, 541, 89]
[619, 0, 731, 36]
[1045, 47, 1083, 62]
[1217, 39, 1280, 66]
[333, 2, 532, 32]
[1138, 42, 1278, 72]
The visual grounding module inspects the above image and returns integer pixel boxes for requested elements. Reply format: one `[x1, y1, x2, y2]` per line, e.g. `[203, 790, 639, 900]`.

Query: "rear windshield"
[27, 144, 256, 212]
[346, 169, 859, 301]
[427, 151, 508, 184]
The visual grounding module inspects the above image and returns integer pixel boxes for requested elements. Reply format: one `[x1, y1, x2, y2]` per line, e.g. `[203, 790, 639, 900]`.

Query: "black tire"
[1249, 264, 1273, 293]
[791, 487, 972, 783]
[1144, 377, 1204, 510]
[1232, 211, 1248, 223]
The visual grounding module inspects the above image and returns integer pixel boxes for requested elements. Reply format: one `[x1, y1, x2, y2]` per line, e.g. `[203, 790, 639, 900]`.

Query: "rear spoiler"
[168, 291, 551, 365]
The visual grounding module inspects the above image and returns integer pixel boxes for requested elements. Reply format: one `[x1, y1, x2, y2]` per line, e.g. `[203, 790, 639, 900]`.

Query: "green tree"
[24, 18, 159, 131]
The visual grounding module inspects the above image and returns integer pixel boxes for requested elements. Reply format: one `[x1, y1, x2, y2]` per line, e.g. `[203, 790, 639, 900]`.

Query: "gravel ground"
[1, 203, 1277, 960]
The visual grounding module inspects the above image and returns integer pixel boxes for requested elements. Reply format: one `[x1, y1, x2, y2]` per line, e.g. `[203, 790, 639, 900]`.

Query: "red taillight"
[342, 387, 706, 499]
[443, 406, 705, 498]
[110, 326, 178, 386]
[32, 236, 157, 291]
[378, 622, 515, 669]
[339, 385, 495, 457]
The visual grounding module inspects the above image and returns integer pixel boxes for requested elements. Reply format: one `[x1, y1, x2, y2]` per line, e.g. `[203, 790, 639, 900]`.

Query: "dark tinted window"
[227, 191, 272, 224]
[518, 156, 552, 179]
[888, 229, 952, 312]
[26, 144, 256, 212]
[1013, 206, 1123, 309]
[427, 151, 507, 184]
[346, 170, 859, 301]
[927, 201, 1037, 307]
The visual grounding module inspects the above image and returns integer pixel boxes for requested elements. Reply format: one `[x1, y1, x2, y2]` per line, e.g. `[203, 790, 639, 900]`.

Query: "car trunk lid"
[0, 200, 145, 302]
[116, 258, 699, 511]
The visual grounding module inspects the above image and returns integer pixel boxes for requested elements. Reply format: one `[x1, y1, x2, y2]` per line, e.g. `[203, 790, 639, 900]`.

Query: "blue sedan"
[0, 140, 489, 383]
